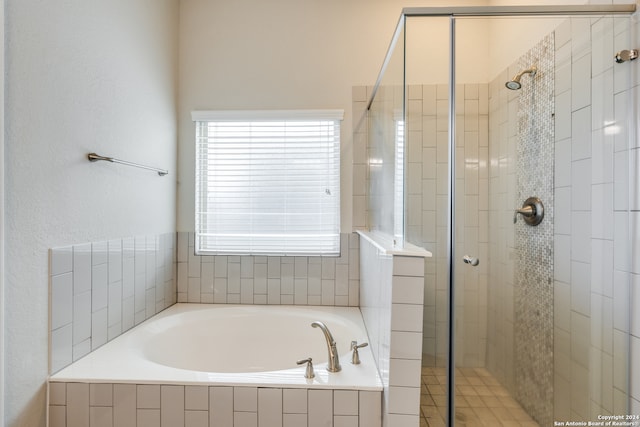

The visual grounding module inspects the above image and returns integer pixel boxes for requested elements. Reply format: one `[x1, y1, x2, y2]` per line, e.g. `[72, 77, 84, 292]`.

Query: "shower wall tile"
[49, 232, 177, 374]
[572, 53, 592, 110]
[175, 232, 359, 307]
[352, 86, 370, 231]
[545, 15, 638, 423]
[571, 18, 591, 58]
[361, 82, 489, 369]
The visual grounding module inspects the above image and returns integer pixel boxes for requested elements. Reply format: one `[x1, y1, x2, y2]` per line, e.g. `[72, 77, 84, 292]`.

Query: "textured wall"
[4, 1, 178, 424]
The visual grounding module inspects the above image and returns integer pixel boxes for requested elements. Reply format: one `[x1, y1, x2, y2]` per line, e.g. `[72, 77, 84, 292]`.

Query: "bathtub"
[49, 303, 383, 390]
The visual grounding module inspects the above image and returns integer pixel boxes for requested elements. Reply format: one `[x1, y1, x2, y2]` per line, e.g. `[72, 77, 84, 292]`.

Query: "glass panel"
[367, 19, 406, 242]
[399, 12, 634, 426]
[450, 14, 633, 427]
[403, 15, 452, 426]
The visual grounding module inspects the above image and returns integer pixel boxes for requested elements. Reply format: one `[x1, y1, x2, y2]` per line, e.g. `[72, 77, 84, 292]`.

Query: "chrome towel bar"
[87, 153, 168, 176]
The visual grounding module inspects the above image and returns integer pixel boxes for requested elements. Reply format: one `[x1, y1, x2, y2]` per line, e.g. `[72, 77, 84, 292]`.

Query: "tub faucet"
[311, 321, 341, 372]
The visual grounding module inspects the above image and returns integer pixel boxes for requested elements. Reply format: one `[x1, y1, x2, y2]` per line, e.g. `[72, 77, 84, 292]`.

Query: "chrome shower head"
[505, 66, 537, 90]
[505, 80, 522, 90]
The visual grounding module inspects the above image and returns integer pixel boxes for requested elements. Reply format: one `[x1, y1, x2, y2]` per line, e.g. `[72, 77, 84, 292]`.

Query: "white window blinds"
[193, 110, 343, 256]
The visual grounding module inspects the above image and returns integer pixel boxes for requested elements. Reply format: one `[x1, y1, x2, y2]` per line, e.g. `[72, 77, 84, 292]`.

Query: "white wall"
[177, 0, 492, 234]
[4, 0, 178, 424]
[406, 17, 491, 84]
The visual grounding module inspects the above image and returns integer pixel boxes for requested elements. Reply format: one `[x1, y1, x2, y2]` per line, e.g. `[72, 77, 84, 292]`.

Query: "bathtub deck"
[50, 303, 383, 391]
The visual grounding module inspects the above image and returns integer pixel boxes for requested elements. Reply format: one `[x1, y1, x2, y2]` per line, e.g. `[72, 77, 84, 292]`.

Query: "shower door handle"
[463, 255, 479, 266]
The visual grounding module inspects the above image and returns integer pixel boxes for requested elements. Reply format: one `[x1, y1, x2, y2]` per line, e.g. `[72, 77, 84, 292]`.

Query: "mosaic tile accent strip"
[513, 33, 555, 427]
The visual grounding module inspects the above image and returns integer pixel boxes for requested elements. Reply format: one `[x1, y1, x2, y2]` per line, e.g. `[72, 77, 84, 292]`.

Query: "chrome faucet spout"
[311, 321, 341, 372]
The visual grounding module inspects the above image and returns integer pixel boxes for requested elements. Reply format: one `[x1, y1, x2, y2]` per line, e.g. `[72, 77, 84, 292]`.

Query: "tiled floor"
[420, 367, 540, 427]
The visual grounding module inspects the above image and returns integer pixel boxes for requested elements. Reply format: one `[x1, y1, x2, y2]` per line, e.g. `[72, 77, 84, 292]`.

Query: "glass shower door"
[403, 15, 453, 426]
[448, 14, 634, 427]
[400, 10, 635, 426]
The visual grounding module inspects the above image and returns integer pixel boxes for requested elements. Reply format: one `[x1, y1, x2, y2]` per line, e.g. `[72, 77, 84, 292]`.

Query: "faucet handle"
[296, 357, 315, 379]
[350, 341, 369, 364]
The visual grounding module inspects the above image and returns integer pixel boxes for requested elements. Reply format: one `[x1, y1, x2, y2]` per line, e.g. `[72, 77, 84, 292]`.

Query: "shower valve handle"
[513, 206, 534, 223]
[514, 197, 544, 226]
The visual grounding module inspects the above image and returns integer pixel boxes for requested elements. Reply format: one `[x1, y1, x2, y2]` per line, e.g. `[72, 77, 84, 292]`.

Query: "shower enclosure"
[363, 5, 637, 426]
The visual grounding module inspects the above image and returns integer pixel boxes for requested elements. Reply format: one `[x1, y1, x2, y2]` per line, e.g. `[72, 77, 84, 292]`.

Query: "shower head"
[505, 80, 522, 90]
[505, 66, 537, 90]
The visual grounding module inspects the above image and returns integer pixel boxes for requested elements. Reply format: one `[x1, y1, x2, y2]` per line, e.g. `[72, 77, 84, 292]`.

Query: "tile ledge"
[355, 230, 432, 258]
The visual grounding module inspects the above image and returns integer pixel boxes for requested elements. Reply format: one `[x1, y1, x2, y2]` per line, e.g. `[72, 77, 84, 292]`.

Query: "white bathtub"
[50, 304, 383, 391]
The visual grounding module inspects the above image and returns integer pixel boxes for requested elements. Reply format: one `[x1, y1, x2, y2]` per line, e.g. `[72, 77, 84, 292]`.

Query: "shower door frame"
[367, 4, 637, 426]
[0, 1, 5, 420]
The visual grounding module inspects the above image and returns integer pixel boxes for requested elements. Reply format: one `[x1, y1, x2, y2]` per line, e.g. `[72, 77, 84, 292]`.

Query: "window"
[192, 110, 343, 256]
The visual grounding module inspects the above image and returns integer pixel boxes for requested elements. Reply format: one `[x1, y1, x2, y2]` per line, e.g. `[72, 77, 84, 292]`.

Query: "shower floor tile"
[420, 367, 540, 427]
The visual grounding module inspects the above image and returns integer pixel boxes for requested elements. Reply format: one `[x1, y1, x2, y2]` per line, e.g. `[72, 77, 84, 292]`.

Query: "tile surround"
[175, 232, 360, 307]
[49, 231, 384, 426]
[359, 236, 426, 427]
[49, 233, 177, 374]
[48, 383, 382, 427]
[50, 232, 361, 373]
